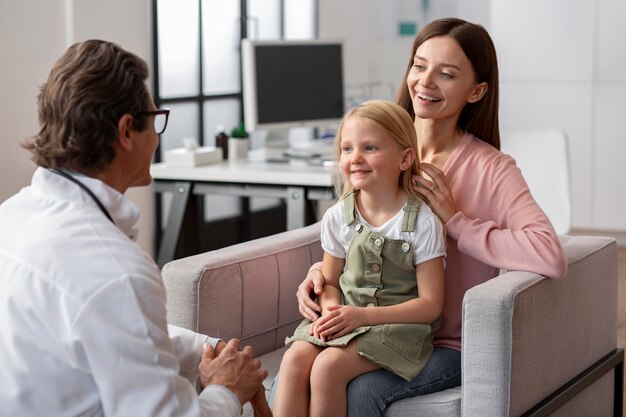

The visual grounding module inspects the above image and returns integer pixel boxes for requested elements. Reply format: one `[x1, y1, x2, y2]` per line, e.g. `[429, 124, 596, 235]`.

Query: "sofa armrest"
[162, 222, 323, 356]
[461, 235, 618, 417]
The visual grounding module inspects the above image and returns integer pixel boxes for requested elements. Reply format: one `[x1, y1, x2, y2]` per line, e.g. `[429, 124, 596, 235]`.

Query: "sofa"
[162, 222, 624, 416]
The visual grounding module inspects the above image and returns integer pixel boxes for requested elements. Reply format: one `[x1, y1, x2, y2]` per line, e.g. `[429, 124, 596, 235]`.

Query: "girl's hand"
[413, 162, 457, 223]
[310, 318, 323, 340]
[309, 304, 339, 340]
[314, 305, 364, 341]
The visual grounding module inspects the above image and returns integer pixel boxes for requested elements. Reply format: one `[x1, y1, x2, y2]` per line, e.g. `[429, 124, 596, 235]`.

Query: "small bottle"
[215, 125, 229, 160]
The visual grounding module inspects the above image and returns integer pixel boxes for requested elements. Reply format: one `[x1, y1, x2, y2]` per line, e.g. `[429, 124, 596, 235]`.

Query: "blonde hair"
[333, 99, 420, 198]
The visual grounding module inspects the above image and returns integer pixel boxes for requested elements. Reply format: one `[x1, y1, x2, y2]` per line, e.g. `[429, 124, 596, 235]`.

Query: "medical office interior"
[2, 0, 626, 413]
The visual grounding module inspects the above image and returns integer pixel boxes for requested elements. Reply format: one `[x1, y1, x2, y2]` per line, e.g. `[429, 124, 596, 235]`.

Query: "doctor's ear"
[468, 82, 488, 103]
[117, 114, 134, 151]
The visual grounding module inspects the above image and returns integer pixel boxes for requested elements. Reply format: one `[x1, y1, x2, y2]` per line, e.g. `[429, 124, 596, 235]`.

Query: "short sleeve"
[320, 201, 347, 259]
[412, 207, 447, 266]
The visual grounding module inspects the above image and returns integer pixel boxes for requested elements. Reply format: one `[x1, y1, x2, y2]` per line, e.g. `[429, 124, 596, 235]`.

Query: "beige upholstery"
[162, 222, 622, 416]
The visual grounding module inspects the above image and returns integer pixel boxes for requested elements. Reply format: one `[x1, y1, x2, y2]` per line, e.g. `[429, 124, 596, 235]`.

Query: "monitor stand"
[248, 127, 332, 163]
[264, 128, 290, 149]
[253, 127, 317, 149]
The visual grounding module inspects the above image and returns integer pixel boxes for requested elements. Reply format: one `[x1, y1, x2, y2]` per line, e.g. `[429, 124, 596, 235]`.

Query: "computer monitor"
[241, 39, 345, 134]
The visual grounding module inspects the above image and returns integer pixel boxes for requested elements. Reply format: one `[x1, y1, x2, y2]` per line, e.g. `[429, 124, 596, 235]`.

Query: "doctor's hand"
[297, 267, 324, 321]
[212, 338, 246, 358]
[250, 385, 272, 417]
[198, 339, 268, 406]
[212, 340, 227, 357]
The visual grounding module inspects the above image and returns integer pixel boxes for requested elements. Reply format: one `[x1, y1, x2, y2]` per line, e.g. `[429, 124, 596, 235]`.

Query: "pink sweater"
[312, 132, 567, 351]
[434, 132, 566, 350]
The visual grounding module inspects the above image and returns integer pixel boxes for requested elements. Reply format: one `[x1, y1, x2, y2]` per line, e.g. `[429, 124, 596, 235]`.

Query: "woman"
[287, 17, 567, 417]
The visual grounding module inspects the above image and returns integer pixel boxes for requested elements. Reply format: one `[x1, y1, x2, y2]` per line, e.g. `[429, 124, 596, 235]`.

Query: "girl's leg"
[273, 341, 322, 417]
[309, 341, 379, 417]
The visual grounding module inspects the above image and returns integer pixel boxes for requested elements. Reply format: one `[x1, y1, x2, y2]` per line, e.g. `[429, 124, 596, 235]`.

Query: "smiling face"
[407, 36, 487, 123]
[339, 116, 410, 194]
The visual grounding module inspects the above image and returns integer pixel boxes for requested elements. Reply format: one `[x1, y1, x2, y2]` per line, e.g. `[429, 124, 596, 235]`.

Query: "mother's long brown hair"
[396, 18, 500, 149]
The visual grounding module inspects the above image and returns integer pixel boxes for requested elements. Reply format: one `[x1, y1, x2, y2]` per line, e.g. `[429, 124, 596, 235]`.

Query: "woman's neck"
[415, 118, 463, 168]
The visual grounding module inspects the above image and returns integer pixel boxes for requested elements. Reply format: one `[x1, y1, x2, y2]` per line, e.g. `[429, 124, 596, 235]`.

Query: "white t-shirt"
[321, 197, 446, 266]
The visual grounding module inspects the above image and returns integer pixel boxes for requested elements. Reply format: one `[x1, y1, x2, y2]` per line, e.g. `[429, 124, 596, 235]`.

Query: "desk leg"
[157, 181, 192, 268]
[239, 196, 251, 242]
[286, 186, 305, 230]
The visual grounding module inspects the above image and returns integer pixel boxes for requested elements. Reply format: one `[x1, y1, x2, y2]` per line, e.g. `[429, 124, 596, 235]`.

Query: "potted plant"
[228, 122, 249, 161]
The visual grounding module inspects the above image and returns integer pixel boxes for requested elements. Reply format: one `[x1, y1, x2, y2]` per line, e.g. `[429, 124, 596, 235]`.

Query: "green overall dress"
[286, 191, 438, 381]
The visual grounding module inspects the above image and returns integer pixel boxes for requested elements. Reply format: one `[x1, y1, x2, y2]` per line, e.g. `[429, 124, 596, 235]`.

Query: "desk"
[150, 159, 335, 267]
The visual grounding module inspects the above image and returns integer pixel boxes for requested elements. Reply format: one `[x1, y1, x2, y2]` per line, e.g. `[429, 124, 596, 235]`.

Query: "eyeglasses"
[137, 109, 170, 135]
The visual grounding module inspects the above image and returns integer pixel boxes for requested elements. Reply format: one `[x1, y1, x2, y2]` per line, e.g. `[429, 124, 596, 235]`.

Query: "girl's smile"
[339, 118, 407, 195]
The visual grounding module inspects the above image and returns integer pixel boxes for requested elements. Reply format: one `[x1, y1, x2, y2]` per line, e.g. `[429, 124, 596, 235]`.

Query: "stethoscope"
[48, 168, 115, 224]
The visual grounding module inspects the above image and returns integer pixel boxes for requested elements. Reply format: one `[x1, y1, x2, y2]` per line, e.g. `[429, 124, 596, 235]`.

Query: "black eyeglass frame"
[137, 109, 170, 134]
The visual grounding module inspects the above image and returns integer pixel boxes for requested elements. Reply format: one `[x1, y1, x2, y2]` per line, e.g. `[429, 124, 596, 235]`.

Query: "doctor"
[0, 39, 270, 417]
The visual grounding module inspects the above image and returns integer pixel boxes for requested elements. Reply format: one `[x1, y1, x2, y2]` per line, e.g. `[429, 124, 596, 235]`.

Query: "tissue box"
[164, 146, 223, 167]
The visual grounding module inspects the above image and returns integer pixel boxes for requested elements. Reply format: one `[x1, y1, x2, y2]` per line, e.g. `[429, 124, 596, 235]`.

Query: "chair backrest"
[500, 129, 571, 234]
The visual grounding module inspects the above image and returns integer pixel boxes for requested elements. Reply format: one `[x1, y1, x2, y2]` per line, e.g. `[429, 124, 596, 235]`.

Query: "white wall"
[0, 0, 65, 204]
[319, 0, 489, 103]
[0, 0, 155, 254]
[3, 0, 625, 246]
[493, 0, 626, 231]
[319, 0, 626, 232]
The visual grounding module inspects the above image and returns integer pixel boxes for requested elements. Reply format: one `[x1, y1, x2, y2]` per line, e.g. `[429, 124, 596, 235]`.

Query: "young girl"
[272, 100, 446, 417]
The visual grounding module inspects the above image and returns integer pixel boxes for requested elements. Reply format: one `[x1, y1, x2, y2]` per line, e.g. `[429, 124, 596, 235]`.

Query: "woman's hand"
[296, 267, 324, 321]
[313, 305, 365, 341]
[413, 162, 457, 223]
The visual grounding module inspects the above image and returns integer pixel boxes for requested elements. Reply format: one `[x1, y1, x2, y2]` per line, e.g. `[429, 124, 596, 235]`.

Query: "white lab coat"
[0, 168, 241, 417]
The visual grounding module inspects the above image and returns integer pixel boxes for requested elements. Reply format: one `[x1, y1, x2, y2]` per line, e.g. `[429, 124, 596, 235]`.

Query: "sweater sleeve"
[445, 153, 567, 279]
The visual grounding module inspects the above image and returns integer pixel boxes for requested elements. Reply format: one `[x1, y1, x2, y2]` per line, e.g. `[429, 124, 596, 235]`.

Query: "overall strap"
[343, 189, 359, 227]
[401, 196, 422, 232]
